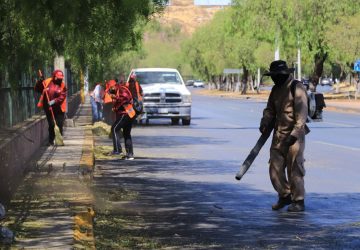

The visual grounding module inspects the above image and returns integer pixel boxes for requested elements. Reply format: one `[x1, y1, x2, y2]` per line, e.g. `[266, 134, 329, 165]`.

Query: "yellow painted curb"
[74, 207, 96, 249]
[74, 127, 96, 248]
[79, 128, 95, 173]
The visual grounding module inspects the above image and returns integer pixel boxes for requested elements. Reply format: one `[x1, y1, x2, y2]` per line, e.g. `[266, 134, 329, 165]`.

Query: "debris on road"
[213, 204, 223, 210]
[0, 226, 14, 244]
[91, 121, 111, 136]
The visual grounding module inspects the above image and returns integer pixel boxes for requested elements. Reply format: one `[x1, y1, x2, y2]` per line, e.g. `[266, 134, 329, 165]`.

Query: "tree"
[326, 13, 360, 81]
[0, 0, 168, 87]
[228, 0, 360, 88]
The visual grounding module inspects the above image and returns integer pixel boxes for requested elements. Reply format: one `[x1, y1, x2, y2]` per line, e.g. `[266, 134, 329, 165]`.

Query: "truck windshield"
[134, 71, 182, 85]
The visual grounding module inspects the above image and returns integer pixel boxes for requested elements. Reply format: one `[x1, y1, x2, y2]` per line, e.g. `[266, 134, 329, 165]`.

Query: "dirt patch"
[198, 89, 270, 100]
[199, 89, 360, 114]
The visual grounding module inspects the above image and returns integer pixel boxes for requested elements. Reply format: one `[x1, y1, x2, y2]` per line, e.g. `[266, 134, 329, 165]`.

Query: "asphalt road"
[93, 89, 360, 249]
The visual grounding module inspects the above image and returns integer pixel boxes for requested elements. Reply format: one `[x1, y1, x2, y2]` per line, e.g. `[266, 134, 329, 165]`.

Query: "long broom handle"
[44, 89, 57, 123]
[38, 70, 57, 124]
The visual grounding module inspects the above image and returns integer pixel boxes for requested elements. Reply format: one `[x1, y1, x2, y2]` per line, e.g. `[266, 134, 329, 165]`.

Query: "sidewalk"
[1, 97, 95, 249]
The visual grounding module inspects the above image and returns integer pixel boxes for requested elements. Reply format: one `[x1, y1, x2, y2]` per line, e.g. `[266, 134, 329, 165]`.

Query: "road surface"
[93, 89, 360, 249]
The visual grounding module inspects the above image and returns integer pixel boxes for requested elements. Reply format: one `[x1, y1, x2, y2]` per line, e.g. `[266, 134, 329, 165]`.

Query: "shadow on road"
[93, 151, 360, 249]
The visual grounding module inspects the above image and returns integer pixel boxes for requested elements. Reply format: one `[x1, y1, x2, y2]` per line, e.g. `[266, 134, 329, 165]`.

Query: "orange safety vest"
[37, 78, 67, 113]
[124, 104, 136, 119]
[116, 86, 136, 118]
[103, 92, 113, 104]
[125, 81, 143, 101]
[103, 80, 117, 104]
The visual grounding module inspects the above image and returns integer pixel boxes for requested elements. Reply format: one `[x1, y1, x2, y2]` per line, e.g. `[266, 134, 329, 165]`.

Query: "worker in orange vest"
[108, 82, 136, 160]
[103, 79, 117, 124]
[34, 70, 67, 146]
[125, 74, 143, 103]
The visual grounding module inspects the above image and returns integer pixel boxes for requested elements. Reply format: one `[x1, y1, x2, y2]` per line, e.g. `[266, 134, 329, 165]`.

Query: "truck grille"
[144, 92, 182, 103]
[144, 93, 160, 103]
[165, 93, 181, 103]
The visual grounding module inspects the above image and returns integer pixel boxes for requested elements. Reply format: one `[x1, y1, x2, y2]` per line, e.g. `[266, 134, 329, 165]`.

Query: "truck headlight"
[182, 94, 192, 103]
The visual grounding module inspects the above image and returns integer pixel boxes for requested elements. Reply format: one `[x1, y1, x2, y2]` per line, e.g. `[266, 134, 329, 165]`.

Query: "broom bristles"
[54, 124, 64, 146]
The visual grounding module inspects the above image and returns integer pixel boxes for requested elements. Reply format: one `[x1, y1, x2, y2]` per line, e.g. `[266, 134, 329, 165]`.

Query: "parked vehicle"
[193, 80, 205, 88]
[128, 68, 192, 125]
[185, 79, 194, 86]
[320, 77, 333, 86]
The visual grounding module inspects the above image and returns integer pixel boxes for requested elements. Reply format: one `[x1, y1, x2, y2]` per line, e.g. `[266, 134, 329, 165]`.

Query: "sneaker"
[287, 200, 305, 212]
[272, 194, 292, 210]
[125, 156, 135, 160]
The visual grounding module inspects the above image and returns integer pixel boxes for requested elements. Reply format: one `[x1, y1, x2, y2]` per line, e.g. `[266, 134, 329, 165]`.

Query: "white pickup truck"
[129, 68, 192, 125]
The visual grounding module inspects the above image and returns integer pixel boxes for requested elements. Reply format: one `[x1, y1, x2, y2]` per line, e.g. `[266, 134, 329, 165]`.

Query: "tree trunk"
[217, 75, 221, 90]
[250, 74, 255, 92]
[241, 66, 249, 95]
[311, 52, 328, 91]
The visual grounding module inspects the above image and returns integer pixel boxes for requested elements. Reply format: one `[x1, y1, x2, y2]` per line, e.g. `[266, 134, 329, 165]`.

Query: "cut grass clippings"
[92, 121, 111, 137]
[94, 212, 161, 250]
[94, 145, 116, 160]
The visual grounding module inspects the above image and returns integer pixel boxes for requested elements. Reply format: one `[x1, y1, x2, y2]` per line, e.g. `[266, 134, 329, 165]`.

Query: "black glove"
[284, 135, 297, 146]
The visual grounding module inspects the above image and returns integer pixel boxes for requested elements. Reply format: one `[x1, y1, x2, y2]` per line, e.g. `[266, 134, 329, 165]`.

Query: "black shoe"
[272, 194, 292, 210]
[287, 200, 305, 212]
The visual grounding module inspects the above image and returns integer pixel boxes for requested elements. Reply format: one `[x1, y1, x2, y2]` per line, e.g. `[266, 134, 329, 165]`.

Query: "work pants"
[90, 97, 102, 122]
[269, 138, 305, 201]
[103, 103, 114, 125]
[111, 114, 134, 156]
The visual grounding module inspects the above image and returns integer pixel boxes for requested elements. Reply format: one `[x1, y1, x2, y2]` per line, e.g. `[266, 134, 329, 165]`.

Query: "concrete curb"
[74, 127, 96, 249]
[79, 128, 95, 174]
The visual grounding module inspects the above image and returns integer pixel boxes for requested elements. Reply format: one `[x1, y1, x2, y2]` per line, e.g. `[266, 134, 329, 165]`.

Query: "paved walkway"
[1, 97, 95, 249]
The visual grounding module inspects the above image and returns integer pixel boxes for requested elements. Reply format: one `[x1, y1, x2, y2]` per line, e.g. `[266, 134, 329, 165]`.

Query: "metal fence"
[0, 68, 79, 129]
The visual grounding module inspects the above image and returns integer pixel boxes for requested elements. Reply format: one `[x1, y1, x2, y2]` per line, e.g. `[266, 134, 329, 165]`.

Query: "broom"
[39, 70, 64, 146]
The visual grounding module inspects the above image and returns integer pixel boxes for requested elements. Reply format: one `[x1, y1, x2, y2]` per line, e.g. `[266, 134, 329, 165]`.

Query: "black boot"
[272, 194, 292, 210]
[287, 200, 305, 212]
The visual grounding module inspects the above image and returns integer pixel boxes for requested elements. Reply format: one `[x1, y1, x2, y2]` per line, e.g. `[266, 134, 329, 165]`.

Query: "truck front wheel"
[182, 118, 191, 126]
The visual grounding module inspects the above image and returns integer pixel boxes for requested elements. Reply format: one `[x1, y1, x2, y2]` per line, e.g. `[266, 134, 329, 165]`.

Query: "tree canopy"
[183, 0, 360, 89]
[0, 0, 167, 87]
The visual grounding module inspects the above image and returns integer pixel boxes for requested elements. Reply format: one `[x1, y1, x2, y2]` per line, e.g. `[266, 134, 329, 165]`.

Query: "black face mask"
[54, 79, 62, 85]
[271, 74, 289, 85]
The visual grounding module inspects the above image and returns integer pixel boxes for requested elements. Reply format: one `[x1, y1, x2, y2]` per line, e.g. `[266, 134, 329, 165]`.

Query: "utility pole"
[297, 32, 301, 80]
[275, 31, 280, 60]
[297, 48, 301, 80]
[54, 54, 67, 113]
[275, 46, 280, 60]
[257, 68, 261, 92]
